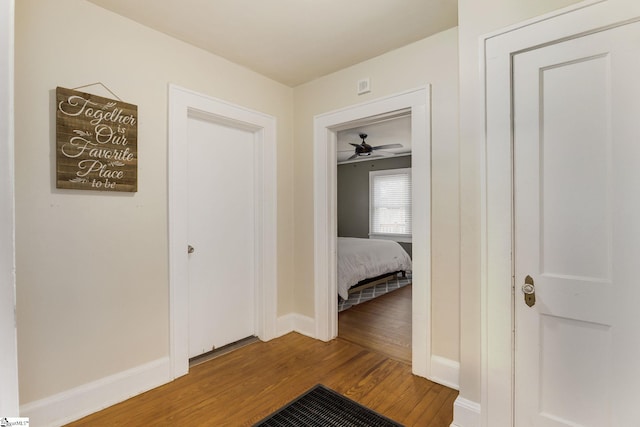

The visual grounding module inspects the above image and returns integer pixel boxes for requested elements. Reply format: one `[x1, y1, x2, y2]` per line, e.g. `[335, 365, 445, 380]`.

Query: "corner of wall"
[0, 0, 18, 417]
[276, 313, 316, 339]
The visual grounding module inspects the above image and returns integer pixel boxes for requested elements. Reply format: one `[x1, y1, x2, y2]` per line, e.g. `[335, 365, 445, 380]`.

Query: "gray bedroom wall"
[337, 155, 412, 258]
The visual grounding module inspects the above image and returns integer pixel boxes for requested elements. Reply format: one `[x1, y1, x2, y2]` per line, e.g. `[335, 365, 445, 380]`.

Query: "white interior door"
[187, 115, 255, 359]
[513, 21, 640, 426]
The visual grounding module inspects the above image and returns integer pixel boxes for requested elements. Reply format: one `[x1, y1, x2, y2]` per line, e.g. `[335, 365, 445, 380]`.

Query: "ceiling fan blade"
[372, 143, 403, 150]
[349, 143, 362, 148]
[374, 150, 394, 157]
[347, 154, 359, 160]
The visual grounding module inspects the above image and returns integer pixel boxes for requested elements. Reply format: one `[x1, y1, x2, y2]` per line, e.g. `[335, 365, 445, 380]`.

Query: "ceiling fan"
[346, 133, 402, 160]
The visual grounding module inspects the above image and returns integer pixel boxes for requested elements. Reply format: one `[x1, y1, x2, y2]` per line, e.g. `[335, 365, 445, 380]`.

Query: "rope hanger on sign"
[71, 82, 122, 101]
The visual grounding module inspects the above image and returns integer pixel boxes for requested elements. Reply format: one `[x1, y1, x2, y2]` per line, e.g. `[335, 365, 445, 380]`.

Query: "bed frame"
[347, 270, 407, 294]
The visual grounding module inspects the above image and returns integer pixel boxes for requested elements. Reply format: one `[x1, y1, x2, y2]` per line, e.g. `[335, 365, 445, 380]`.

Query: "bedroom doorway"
[313, 87, 431, 378]
[336, 115, 413, 363]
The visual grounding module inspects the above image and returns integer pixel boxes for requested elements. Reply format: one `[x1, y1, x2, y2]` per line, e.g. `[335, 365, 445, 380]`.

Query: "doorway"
[313, 87, 431, 378]
[335, 115, 413, 363]
[168, 85, 278, 378]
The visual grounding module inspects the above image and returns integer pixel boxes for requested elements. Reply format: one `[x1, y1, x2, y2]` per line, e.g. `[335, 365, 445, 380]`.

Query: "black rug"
[253, 384, 403, 427]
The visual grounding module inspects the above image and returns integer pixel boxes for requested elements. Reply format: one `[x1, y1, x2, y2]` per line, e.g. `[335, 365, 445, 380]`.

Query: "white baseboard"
[450, 396, 481, 427]
[430, 355, 460, 390]
[277, 313, 316, 338]
[20, 357, 171, 427]
[17, 321, 464, 426]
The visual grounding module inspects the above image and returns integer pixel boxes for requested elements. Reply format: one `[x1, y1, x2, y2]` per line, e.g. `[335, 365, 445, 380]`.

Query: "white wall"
[14, 0, 294, 408]
[457, 0, 584, 407]
[0, 0, 19, 416]
[293, 28, 460, 362]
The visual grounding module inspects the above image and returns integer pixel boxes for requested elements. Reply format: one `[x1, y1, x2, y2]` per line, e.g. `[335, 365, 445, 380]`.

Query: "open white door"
[512, 20, 640, 426]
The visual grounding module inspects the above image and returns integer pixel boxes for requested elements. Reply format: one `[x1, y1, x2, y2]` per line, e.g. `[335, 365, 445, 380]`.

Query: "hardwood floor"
[66, 286, 457, 426]
[338, 283, 412, 364]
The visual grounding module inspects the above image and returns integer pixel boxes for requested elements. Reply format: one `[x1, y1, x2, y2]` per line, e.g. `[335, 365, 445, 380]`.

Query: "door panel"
[187, 116, 255, 358]
[539, 55, 611, 282]
[514, 21, 640, 426]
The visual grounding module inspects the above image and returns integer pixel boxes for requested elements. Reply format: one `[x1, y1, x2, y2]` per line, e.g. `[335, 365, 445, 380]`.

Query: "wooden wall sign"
[56, 86, 138, 192]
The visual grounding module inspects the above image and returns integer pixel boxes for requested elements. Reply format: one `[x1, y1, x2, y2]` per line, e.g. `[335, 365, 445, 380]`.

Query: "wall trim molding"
[451, 397, 481, 427]
[277, 313, 316, 339]
[20, 357, 171, 427]
[0, 0, 18, 416]
[430, 355, 459, 390]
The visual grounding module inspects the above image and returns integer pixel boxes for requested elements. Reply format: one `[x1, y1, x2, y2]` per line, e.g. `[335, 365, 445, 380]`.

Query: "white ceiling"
[86, 0, 458, 87]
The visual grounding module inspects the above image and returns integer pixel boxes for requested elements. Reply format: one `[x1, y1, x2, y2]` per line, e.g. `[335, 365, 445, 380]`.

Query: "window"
[369, 168, 412, 242]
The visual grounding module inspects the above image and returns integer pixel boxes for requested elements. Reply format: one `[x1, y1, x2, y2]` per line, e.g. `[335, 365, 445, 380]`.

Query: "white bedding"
[337, 237, 412, 299]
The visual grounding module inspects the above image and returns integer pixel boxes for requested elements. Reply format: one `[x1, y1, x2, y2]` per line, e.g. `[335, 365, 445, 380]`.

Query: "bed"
[337, 237, 412, 300]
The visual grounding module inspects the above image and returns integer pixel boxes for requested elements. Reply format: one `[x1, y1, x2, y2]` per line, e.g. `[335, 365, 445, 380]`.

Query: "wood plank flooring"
[66, 285, 457, 426]
[338, 283, 412, 364]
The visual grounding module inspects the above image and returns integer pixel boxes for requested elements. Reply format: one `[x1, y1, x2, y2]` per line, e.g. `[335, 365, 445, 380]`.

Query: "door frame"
[313, 87, 431, 378]
[482, 1, 640, 425]
[0, 0, 19, 415]
[168, 84, 278, 378]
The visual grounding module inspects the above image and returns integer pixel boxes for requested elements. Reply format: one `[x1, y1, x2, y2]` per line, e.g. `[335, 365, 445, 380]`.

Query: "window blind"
[369, 168, 412, 239]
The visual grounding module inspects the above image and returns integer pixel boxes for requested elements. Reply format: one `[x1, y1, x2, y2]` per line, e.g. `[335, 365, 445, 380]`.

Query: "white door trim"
[168, 84, 278, 378]
[482, 1, 640, 425]
[313, 87, 432, 378]
[0, 0, 19, 415]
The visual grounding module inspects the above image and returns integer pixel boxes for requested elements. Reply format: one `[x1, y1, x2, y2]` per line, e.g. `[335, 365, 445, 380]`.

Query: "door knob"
[522, 275, 535, 307]
[188, 245, 195, 254]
